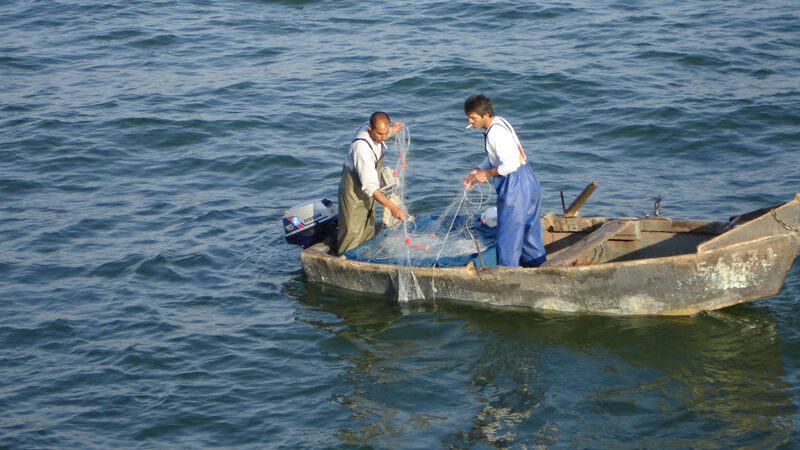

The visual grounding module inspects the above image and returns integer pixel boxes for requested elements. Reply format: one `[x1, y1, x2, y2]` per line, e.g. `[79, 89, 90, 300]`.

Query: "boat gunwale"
[302, 222, 800, 275]
[301, 232, 800, 274]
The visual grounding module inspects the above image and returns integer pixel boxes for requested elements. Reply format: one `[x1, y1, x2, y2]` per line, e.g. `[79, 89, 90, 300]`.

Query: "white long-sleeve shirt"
[478, 116, 527, 176]
[344, 122, 384, 197]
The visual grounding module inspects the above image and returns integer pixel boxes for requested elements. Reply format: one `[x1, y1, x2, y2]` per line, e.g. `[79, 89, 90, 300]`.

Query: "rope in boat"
[771, 209, 800, 232]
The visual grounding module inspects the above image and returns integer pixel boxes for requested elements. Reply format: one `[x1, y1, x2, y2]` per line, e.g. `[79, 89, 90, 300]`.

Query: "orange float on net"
[401, 160, 407, 168]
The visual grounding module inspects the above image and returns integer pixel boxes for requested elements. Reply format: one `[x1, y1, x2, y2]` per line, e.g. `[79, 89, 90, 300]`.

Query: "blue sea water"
[2, 0, 800, 447]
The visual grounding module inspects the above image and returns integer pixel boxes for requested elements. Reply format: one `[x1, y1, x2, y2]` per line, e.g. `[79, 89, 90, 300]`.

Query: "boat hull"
[300, 193, 800, 315]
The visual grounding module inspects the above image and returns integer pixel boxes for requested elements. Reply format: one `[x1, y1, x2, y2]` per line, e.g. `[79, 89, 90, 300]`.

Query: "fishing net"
[342, 126, 498, 301]
[343, 199, 497, 267]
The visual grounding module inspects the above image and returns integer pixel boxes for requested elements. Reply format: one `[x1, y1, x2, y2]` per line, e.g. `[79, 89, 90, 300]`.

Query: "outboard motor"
[283, 199, 338, 248]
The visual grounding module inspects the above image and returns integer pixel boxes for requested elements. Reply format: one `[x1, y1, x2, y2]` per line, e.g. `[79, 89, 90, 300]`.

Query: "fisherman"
[337, 111, 406, 255]
[463, 94, 546, 267]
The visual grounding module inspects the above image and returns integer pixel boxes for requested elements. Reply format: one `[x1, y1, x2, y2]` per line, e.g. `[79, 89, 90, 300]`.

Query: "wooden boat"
[300, 188, 800, 315]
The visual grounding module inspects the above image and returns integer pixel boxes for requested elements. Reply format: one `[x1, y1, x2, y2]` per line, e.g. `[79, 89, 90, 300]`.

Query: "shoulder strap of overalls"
[352, 137, 382, 166]
[485, 118, 527, 165]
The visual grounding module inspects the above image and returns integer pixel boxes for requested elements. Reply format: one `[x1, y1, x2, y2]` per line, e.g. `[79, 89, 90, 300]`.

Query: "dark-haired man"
[463, 94, 546, 267]
[337, 112, 406, 255]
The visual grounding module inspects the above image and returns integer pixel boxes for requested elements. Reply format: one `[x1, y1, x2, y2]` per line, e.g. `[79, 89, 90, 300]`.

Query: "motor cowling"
[283, 199, 338, 248]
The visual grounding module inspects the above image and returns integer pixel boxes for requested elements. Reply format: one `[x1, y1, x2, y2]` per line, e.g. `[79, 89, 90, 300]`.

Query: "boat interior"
[540, 200, 790, 267]
[541, 213, 728, 267]
[305, 182, 796, 270]
[535, 182, 790, 267]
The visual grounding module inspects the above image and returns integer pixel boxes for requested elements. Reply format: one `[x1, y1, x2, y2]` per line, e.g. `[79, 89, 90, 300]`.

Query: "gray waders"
[336, 153, 384, 255]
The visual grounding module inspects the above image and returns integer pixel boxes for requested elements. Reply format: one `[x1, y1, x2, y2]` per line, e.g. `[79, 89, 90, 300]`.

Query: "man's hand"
[373, 189, 406, 222]
[463, 168, 487, 190]
[389, 203, 406, 221]
[391, 121, 404, 135]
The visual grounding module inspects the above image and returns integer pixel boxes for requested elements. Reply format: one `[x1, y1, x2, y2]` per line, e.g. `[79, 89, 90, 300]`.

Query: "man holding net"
[337, 112, 406, 255]
[463, 94, 547, 267]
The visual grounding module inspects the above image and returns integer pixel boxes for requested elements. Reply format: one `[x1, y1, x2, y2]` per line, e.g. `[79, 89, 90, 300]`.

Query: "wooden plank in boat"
[542, 219, 638, 267]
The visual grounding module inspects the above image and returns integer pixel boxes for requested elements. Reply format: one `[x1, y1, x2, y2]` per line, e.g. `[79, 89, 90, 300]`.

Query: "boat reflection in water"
[289, 280, 797, 447]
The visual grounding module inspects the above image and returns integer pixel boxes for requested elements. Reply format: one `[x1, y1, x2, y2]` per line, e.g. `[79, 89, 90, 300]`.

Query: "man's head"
[368, 111, 391, 144]
[464, 94, 494, 130]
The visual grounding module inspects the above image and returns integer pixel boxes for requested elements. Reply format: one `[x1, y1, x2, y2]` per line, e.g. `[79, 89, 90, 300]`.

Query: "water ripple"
[2, 0, 800, 447]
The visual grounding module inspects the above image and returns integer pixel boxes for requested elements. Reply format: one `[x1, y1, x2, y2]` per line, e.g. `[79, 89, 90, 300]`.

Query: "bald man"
[336, 112, 406, 255]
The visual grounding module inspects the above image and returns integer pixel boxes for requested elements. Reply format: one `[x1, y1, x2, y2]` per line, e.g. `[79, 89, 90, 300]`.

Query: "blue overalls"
[485, 119, 546, 267]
